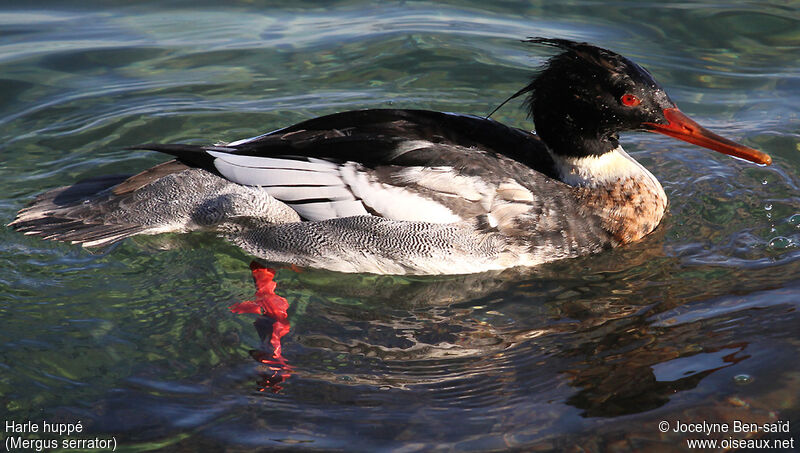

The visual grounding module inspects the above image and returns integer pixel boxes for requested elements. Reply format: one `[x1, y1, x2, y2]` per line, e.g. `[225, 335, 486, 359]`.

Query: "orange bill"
[644, 108, 771, 165]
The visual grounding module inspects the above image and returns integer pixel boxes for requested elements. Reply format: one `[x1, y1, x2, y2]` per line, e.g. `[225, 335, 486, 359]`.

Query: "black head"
[518, 38, 770, 165]
[523, 38, 673, 158]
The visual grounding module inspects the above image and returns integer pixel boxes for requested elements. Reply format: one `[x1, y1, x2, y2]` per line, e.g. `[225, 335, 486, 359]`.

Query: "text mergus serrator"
[10, 38, 771, 275]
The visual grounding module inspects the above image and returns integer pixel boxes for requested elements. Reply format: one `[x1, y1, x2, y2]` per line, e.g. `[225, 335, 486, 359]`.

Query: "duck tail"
[8, 160, 189, 248]
[8, 175, 144, 248]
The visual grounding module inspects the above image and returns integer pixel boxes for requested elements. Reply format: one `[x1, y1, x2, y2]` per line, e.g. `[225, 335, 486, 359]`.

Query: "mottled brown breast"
[573, 176, 668, 245]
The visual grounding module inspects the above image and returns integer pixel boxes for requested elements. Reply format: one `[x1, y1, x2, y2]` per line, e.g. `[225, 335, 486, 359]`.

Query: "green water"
[1, 1, 799, 451]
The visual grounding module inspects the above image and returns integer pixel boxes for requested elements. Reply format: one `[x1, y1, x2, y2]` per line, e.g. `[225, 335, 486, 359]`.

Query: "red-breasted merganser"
[10, 38, 771, 275]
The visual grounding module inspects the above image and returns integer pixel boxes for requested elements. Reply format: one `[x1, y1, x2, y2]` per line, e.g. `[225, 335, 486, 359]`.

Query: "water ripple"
[2, 2, 799, 450]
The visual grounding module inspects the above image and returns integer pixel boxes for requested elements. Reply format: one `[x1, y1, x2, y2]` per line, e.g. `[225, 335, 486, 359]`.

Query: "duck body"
[10, 39, 768, 275]
[11, 109, 666, 274]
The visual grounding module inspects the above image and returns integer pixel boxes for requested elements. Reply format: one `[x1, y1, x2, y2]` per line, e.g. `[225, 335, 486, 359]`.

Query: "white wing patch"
[395, 167, 489, 202]
[208, 148, 536, 228]
[262, 185, 354, 202]
[340, 163, 462, 223]
[207, 151, 462, 223]
[209, 151, 342, 187]
[208, 151, 339, 172]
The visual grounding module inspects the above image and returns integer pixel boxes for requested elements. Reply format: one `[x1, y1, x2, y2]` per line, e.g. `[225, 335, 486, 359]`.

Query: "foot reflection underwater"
[229, 262, 294, 392]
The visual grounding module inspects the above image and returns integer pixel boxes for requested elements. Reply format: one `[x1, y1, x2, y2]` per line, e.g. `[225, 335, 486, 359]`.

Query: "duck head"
[517, 38, 771, 165]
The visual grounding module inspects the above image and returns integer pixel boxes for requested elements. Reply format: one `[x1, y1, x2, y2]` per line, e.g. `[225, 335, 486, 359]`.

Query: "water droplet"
[789, 214, 800, 228]
[765, 204, 773, 211]
[768, 236, 792, 250]
[733, 374, 753, 385]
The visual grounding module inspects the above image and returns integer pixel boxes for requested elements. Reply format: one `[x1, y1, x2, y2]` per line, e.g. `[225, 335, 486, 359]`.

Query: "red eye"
[621, 94, 641, 107]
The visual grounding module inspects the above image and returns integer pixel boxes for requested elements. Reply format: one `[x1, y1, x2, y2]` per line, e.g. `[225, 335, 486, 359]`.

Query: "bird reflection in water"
[225, 249, 765, 421]
[565, 340, 750, 417]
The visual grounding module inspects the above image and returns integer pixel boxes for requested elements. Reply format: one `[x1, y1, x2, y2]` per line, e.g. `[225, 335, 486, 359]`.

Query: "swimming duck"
[10, 38, 771, 275]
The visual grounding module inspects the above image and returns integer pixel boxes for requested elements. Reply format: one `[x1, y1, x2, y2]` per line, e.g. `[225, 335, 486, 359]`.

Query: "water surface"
[1, 1, 799, 451]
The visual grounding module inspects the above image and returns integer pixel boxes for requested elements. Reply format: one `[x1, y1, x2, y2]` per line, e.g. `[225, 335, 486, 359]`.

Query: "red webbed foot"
[229, 261, 291, 359]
